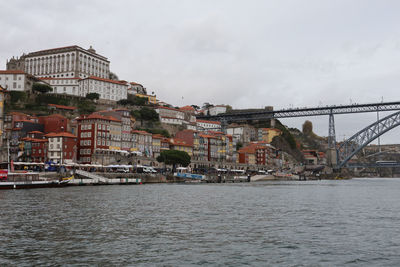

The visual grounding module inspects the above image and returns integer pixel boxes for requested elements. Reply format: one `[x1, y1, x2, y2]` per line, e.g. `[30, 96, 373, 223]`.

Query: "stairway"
[75, 170, 109, 183]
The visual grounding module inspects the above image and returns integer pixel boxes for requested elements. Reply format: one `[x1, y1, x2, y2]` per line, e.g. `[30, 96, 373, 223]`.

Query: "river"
[1, 178, 400, 266]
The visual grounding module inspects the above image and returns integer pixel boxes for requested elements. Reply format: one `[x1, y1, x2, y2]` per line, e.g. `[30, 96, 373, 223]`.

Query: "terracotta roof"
[180, 105, 195, 111]
[169, 138, 193, 147]
[157, 106, 182, 112]
[28, 131, 44, 134]
[130, 82, 143, 86]
[0, 70, 25, 74]
[44, 132, 77, 138]
[77, 113, 121, 122]
[83, 76, 128, 85]
[48, 104, 76, 110]
[40, 77, 80, 80]
[197, 119, 221, 125]
[152, 134, 164, 139]
[131, 130, 151, 135]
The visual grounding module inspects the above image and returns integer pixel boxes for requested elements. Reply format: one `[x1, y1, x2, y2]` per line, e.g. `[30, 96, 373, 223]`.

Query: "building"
[0, 86, 6, 151]
[196, 119, 222, 131]
[0, 70, 42, 92]
[169, 138, 193, 156]
[258, 128, 282, 143]
[77, 113, 122, 164]
[135, 93, 157, 104]
[208, 105, 228, 116]
[156, 106, 185, 125]
[79, 76, 128, 102]
[96, 109, 132, 151]
[226, 124, 257, 144]
[39, 77, 80, 96]
[127, 82, 146, 95]
[45, 132, 77, 164]
[38, 114, 69, 134]
[131, 130, 153, 157]
[7, 45, 110, 79]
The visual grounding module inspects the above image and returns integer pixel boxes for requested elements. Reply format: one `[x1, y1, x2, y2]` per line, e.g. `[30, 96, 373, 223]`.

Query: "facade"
[131, 130, 153, 157]
[135, 93, 157, 104]
[45, 132, 77, 164]
[38, 114, 69, 134]
[79, 76, 128, 101]
[96, 109, 132, 151]
[7, 45, 110, 79]
[208, 105, 228, 116]
[226, 124, 257, 144]
[0, 70, 40, 92]
[196, 119, 222, 131]
[169, 138, 193, 156]
[77, 113, 122, 163]
[258, 128, 282, 143]
[39, 77, 80, 96]
[156, 106, 184, 123]
[128, 82, 146, 95]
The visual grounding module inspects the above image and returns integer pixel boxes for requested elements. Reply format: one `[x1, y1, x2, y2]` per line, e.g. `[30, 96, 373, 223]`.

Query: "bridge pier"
[327, 148, 338, 167]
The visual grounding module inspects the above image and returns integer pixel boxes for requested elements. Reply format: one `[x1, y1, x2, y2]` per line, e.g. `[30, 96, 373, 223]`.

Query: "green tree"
[109, 71, 119, 80]
[157, 150, 191, 171]
[9, 91, 27, 103]
[86, 92, 100, 100]
[32, 83, 53, 93]
[302, 120, 313, 136]
[78, 100, 96, 114]
[139, 107, 159, 121]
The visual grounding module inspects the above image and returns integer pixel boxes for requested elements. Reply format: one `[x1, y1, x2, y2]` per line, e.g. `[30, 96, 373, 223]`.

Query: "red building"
[38, 114, 69, 134]
[31, 139, 48, 163]
[77, 113, 121, 164]
[44, 132, 77, 164]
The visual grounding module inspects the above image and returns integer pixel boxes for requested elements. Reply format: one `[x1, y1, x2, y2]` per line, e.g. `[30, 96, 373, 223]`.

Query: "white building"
[0, 70, 34, 91]
[7, 45, 110, 79]
[196, 119, 222, 131]
[40, 77, 80, 96]
[208, 105, 228, 116]
[156, 106, 184, 121]
[79, 76, 128, 101]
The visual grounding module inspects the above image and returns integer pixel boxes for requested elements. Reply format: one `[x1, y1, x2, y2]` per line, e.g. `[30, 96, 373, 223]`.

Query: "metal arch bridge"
[197, 101, 400, 168]
[337, 111, 400, 168]
[197, 101, 400, 121]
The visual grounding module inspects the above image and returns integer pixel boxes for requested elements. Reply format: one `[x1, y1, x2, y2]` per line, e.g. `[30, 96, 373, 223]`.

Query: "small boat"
[0, 171, 70, 189]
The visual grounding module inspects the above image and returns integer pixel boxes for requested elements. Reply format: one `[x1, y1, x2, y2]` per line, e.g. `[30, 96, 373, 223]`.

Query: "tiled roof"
[0, 70, 25, 74]
[44, 132, 77, 138]
[77, 113, 121, 122]
[157, 106, 182, 112]
[40, 77, 80, 80]
[180, 105, 195, 111]
[131, 130, 151, 135]
[28, 131, 44, 134]
[83, 76, 128, 85]
[48, 104, 76, 110]
[197, 119, 221, 125]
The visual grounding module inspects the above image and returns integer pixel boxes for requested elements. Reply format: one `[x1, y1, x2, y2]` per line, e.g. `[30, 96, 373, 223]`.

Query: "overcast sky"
[2, 0, 400, 143]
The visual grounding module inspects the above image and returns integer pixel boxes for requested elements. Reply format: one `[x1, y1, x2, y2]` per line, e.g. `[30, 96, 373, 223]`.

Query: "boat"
[0, 171, 70, 189]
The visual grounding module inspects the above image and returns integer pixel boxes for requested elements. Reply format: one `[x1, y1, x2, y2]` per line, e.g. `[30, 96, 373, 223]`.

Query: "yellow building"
[136, 93, 157, 104]
[258, 128, 282, 143]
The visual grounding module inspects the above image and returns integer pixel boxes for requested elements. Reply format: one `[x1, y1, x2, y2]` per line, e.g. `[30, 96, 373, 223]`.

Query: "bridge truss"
[337, 111, 400, 168]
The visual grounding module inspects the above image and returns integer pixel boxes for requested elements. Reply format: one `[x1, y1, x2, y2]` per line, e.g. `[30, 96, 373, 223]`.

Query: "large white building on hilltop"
[7, 45, 110, 79]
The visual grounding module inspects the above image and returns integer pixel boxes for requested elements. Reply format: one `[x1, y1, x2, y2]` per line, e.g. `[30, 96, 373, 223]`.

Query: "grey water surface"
[1, 178, 400, 266]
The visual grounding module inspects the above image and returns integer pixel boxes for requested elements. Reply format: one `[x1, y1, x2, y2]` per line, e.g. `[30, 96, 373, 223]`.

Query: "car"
[116, 168, 129, 173]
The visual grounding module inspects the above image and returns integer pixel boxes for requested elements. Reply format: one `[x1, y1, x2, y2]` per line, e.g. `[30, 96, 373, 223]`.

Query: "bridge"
[197, 101, 400, 168]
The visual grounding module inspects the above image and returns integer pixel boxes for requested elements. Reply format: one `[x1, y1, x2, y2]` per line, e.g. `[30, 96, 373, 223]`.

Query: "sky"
[2, 0, 400, 143]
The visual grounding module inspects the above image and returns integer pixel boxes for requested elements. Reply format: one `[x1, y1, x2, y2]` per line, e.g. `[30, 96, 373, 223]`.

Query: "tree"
[109, 71, 119, 80]
[302, 120, 313, 136]
[191, 105, 200, 110]
[86, 92, 100, 100]
[32, 83, 53, 94]
[157, 150, 191, 171]
[78, 100, 96, 114]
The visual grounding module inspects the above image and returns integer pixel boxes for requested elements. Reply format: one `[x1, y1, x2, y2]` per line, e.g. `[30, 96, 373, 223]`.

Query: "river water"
[1, 178, 400, 266]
